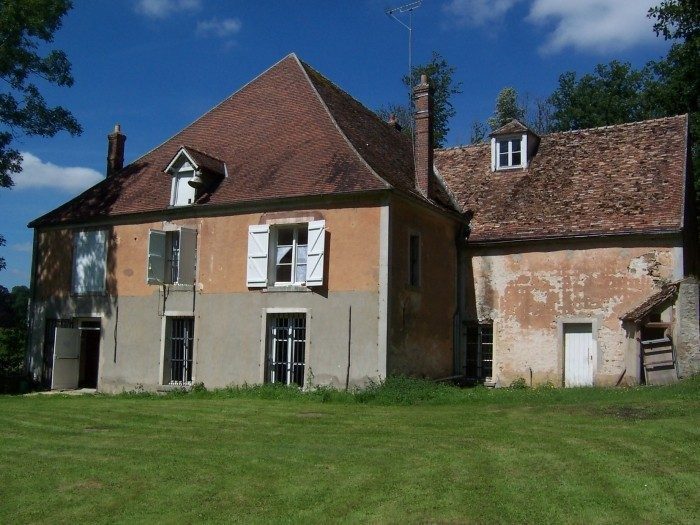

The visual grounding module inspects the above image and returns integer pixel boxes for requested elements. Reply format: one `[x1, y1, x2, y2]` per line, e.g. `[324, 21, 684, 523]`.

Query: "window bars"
[267, 313, 306, 387]
[170, 317, 194, 385]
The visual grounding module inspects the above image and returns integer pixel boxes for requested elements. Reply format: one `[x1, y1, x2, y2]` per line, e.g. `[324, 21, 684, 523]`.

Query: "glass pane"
[276, 246, 292, 264]
[297, 227, 308, 245]
[295, 264, 307, 283]
[296, 245, 307, 265]
[277, 228, 294, 246]
[512, 151, 521, 165]
[511, 139, 521, 153]
[499, 152, 509, 166]
[276, 264, 291, 283]
[497, 140, 508, 153]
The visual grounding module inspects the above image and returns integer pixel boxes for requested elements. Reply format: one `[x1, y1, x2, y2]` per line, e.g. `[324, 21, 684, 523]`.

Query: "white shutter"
[147, 230, 166, 284]
[247, 224, 269, 288]
[306, 220, 325, 286]
[177, 227, 197, 284]
[72, 229, 107, 294]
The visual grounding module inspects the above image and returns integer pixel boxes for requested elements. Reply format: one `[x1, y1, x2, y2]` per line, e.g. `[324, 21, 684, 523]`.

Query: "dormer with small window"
[164, 146, 227, 206]
[490, 119, 540, 171]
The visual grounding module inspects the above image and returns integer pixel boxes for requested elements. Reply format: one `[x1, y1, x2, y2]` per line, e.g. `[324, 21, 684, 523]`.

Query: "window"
[409, 234, 420, 287]
[246, 221, 325, 288]
[464, 323, 493, 381]
[164, 317, 194, 385]
[274, 226, 308, 285]
[170, 164, 196, 206]
[147, 228, 197, 285]
[496, 138, 523, 169]
[266, 313, 306, 387]
[72, 229, 107, 294]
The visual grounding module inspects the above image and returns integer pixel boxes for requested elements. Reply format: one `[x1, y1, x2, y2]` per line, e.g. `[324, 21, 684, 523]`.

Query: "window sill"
[494, 165, 526, 172]
[263, 285, 311, 293]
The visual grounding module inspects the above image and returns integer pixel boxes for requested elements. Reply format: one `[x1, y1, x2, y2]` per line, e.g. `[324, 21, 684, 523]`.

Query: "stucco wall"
[28, 203, 385, 391]
[387, 196, 460, 379]
[464, 235, 684, 387]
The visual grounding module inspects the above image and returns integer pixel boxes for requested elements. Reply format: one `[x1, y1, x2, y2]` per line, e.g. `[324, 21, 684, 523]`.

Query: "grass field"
[1, 377, 699, 524]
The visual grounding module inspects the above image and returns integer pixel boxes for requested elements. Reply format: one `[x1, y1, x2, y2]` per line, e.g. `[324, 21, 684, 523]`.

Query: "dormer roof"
[165, 146, 226, 178]
[490, 119, 535, 137]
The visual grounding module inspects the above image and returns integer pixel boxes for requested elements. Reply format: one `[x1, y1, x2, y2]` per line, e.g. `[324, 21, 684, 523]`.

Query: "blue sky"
[1, 0, 670, 289]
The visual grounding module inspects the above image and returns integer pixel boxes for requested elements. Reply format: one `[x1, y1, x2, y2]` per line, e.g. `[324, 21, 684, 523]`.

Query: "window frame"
[464, 322, 493, 382]
[147, 227, 197, 286]
[492, 133, 528, 171]
[160, 314, 196, 386]
[270, 224, 309, 287]
[71, 228, 108, 295]
[169, 161, 197, 207]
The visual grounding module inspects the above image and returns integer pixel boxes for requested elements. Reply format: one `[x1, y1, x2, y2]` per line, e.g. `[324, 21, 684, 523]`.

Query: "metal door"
[564, 323, 595, 387]
[51, 327, 81, 390]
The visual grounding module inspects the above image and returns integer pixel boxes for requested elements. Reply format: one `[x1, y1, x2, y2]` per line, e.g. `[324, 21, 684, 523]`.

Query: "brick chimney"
[413, 74, 433, 197]
[106, 124, 126, 177]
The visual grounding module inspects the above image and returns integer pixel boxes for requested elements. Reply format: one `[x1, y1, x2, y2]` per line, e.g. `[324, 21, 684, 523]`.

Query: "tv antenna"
[385, 1, 422, 83]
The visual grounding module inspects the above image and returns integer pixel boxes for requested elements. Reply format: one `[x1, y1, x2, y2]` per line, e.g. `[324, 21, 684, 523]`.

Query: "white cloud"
[443, 0, 521, 26]
[15, 152, 102, 192]
[528, 0, 657, 54]
[11, 242, 33, 253]
[443, 0, 657, 54]
[196, 17, 242, 38]
[134, 0, 201, 19]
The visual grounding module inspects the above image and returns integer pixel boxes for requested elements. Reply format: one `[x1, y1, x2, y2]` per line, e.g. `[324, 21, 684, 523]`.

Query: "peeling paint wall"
[465, 235, 683, 387]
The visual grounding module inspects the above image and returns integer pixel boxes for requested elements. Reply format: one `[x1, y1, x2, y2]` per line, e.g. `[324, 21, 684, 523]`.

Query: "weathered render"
[26, 54, 463, 393]
[437, 116, 698, 387]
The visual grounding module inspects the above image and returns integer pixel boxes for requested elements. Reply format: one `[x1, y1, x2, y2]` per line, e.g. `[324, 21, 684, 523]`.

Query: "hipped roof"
[31, 54, 455, 228]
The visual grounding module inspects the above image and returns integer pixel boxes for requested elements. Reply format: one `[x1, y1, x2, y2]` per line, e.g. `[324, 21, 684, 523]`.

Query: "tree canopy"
[377, 52, 462, 148]
[487, 87, 526, 131]
[0, 0, 80, 272]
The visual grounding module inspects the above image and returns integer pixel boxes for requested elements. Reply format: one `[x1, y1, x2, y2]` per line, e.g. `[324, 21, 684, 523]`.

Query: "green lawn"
[1, 378, 699, 524]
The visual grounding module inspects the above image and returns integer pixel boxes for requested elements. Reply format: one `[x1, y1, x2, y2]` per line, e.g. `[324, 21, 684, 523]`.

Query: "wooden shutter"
[306, 220, 325, 286]
[247, 224, 269, 287]
[147, 230, 166, 284]
[177, 227, 197, 285]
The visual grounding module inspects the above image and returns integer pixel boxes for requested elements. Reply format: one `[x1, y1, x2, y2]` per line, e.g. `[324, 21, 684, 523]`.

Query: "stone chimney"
[413, 74, 433, 197]
[106, 124, 126, 177]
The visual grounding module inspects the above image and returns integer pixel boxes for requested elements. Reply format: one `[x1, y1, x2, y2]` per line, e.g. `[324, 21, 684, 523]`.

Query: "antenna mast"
[386, 0, 422, 85]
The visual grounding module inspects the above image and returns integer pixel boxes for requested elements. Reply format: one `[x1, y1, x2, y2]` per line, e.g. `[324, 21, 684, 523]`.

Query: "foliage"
[469, 120, 488, 144]
[1, 377, 698, 522]
[487, 87, 526, 131]
[0, 285, 29, 392]
[547, 61, 660, 132]
[508, 376, 528, 389]
[377, 52, 462, 148]
[0, 0, 81, 272]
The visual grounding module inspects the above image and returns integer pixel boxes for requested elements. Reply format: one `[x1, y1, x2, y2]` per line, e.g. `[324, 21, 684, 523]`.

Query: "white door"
[564, 323, 595, 387]
[51, 327, 81, 390]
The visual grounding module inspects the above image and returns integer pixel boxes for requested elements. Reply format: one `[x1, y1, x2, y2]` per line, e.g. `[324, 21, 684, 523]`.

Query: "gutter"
[466, 228, 683, 247]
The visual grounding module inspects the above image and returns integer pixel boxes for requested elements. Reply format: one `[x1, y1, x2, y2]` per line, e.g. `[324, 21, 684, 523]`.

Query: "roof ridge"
[295, 57, 391, 191]
[547, 114, 688, 137]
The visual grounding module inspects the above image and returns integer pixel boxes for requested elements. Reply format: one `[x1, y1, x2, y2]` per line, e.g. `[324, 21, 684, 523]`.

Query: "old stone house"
[25, 54, 699, 391]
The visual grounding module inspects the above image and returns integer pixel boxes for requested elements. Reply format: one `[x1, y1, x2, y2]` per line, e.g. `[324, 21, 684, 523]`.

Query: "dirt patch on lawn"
[602, 405, 662, 420]
[61, 479, 105, 492]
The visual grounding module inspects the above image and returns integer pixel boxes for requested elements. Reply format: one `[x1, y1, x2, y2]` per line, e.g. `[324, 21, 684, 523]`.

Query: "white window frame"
[71, 228, 108, 295]
[259, 307, 311, 387]
[271, 224, 308, 286]
[169, 161, 196, 207]
[492, 133, 527, 170]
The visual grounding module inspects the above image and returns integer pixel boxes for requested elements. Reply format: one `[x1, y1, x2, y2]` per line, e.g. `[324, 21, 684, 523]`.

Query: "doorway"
[564, 323, 595, 387]
[78, 320, 101, 388]
[50, 318, 101, 390]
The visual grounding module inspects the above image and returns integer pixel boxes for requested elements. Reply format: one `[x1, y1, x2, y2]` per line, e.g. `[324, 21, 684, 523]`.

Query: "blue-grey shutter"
[177, 227, 197, 284]
[147, 230, 166, 284]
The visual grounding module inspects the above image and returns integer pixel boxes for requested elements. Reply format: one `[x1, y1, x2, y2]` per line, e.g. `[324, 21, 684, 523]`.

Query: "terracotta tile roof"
[435, 115, 688, 242]
[621, 281, 679, 322]
[31, 54, 454, 227]
[180, 146, 226, 177]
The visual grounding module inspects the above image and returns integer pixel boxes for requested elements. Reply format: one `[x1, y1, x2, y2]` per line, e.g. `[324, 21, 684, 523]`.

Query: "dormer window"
[496, 137, 523, 169]
[164, 146, 227, 207]
[171, 163, 197, 206]
[490, 119, 539, 172]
